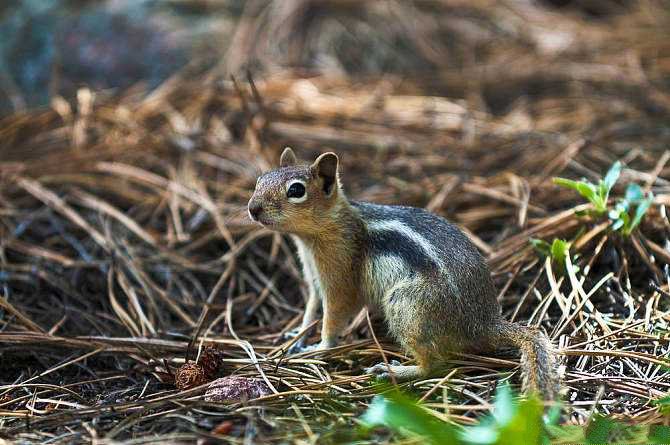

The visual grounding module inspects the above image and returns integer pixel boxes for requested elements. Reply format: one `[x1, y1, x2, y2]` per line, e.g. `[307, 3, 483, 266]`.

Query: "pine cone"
[198, 346, 224, 379]
[175, 361, 207, 390]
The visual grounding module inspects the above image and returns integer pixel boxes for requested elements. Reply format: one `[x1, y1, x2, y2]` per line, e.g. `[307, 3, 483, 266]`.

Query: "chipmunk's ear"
[279, 147, 297, 167]
[310, 152, 339, 196]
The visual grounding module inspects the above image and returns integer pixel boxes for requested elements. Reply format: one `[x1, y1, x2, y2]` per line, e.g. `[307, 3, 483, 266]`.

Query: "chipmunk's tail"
[495, 320, 558, 400]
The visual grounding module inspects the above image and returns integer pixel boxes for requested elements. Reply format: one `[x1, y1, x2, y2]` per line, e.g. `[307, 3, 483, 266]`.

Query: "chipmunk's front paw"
[283, 328, 302, 339]
[287, 341, 310, 354]
[365, 361, 402, 380]
[289, 340, 334, 355]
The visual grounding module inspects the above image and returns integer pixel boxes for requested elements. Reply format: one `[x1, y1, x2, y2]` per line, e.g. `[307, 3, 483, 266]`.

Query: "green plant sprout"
[608, 183, 655, 236]
[360, 389, 459, 444]
[360, 384, 547, 445]
[553, 161, 654, 237]
[458, 384, 546, 445]
[553, 161, 622, 214]
[358, 384, 670, 444]
[530, 238, 570, 265]
[530, 238, 579, 275]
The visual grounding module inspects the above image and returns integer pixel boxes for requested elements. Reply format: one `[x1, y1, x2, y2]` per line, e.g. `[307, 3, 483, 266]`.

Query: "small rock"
[204, 376, 270, 403]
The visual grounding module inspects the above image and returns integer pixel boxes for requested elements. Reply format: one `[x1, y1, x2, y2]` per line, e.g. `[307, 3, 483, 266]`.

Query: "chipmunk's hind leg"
[365, 276, 442, 382]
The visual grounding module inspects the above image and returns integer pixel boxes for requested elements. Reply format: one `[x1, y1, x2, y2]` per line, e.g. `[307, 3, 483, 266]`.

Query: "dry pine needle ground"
[1, 0, 670, 443]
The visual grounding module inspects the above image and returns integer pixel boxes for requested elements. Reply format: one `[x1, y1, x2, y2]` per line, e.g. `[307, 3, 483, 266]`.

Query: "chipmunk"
[248, 147, 558, 399]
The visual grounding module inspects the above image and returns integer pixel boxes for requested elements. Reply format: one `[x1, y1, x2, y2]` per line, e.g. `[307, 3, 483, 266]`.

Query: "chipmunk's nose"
[248, 201, 263, 221]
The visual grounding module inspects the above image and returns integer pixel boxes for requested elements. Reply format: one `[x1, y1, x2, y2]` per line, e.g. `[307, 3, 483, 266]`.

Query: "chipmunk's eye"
[287, 181, 307, 202]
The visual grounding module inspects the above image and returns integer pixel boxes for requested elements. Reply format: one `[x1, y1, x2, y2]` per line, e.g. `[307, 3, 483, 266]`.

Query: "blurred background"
[1, 0, 664, 115]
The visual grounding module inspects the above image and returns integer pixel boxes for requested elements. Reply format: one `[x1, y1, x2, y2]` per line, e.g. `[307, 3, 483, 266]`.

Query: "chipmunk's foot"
[366, 362, 423, 382]
[285, 330, 305, 354]
[288, 340, 331, 355]
[365, 360, 401, 379]
[287, 341, 310, 354]
[283, 327, 303, 339]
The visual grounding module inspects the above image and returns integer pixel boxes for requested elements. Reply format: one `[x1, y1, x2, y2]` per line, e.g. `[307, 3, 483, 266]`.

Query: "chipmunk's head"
[248, 147, 342, 234]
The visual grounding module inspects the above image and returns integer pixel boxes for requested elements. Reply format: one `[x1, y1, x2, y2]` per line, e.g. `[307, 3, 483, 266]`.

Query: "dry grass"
[1, 0, 670, 443]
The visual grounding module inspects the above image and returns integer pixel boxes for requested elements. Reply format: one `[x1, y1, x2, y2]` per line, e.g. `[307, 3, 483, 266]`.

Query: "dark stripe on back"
[366, 225, 440, 273]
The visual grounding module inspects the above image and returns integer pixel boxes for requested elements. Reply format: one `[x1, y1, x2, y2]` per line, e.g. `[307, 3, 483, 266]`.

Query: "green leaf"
[547, 424, 585, 443]
[585, 415, 615, 444]
[611, 218, 625, 231]
[652, 394, 670, 416]
[530, 238, 551, 256]
[550, 239, 569, 265]
[653, 395, 670, 407]
[649, 425, 670, 444]
[625, 183, 644, 203]
[553, 177, 611, 212]
[532, 238, 575, 275]
[577, 183, 599, 204]
[544, 403, 562, 427]
[460, 424, 498, 445]
[461, 384, 547, 445]
[610, 203, 630, 233]
[493, 383, 516, 426]
[360, 392, 459, 444]
[553, 177, 584, 192]
[602, 161, 622, 197]
[611, 201, 627, 216]
[615, 200, 630, 214]
[496, 396, 544, 445]
[553, 178, 596, 201]
[627, 192, 654, 234]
